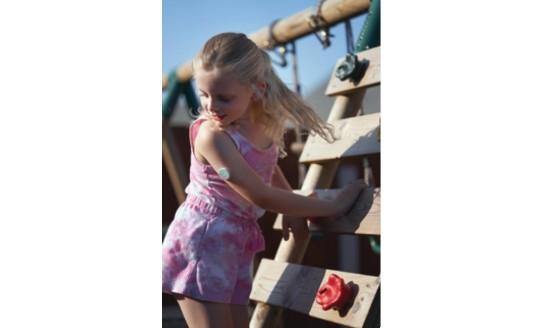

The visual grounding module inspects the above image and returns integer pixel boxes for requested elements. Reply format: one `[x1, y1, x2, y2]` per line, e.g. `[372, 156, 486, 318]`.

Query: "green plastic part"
[162, 72, 200, 120]
[162, 71, 183, 120]
[182, 79, 200, 117]
[355, 0, 380, 254]
[355, 0, 380, 52]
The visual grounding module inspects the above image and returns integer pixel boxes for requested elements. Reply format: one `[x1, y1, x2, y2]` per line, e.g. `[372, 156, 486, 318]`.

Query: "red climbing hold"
[315, 273, 353, 311]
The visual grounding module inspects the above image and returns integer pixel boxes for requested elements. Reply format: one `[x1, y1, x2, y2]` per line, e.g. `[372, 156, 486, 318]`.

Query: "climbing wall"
[250, 46, 381, 328]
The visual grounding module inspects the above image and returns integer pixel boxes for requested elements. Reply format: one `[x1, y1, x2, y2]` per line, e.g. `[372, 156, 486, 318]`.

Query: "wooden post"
[162, 121, 188, 205]
[250, 91, 365, 328]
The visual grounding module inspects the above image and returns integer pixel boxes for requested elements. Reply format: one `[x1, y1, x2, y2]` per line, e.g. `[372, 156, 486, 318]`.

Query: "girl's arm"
[271, 164, 311, 240]
[271, 164, 293, 191]
[195, 122, 364, 218]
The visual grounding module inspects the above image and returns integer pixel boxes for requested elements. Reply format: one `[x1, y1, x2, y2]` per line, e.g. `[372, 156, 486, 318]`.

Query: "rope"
[307, 0, 333, 48]
[266, 18, 281, 49]
[345, 19, 354, 54]
[266, 19, 288, 67]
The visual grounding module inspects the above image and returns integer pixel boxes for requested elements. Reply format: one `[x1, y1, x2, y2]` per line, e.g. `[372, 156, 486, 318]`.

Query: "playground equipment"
[249, 45, 381, 328]
[162, 0, 380, 326]
[248, 1, 380, 326]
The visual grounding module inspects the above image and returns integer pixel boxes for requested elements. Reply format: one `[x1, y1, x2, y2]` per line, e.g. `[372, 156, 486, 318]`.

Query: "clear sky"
[162, 0, 367, 96]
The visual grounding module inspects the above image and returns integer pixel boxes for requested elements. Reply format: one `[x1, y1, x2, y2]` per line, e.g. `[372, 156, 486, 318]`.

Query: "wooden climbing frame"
[249, 45, 381, 328]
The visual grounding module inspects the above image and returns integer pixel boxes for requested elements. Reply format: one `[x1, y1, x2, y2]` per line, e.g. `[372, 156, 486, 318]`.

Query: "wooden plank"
[250, 259, 380, 328]
[299, 113, 380, 163]
[325, 47, 380, 96]
[273, 187, 380, 236]
[162, 122, 188, 205]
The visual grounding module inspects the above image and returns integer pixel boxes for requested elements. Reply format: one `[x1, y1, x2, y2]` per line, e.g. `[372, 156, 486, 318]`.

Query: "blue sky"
[163, 0, 367, 96]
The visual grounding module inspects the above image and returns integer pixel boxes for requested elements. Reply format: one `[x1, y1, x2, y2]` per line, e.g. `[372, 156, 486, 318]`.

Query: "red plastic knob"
[315, 274, 353, 311]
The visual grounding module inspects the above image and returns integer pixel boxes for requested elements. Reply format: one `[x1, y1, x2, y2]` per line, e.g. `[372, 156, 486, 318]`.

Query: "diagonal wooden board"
[325, 46, 380, 96]
[250, 259, 380, 328]
[299, 113, 380, 163]
[162, 122, 188, 204]
[273, 187, 380, 235]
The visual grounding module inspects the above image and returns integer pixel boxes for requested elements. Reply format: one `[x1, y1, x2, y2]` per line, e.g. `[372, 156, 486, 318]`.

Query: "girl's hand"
[330, 179, 367, 220]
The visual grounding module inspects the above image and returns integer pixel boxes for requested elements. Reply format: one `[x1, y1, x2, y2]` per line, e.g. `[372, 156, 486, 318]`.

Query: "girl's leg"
[229, 304, 249, 328]
[176, 294, 234, 328]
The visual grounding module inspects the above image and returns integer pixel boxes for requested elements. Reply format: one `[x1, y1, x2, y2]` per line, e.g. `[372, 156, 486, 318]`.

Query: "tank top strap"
[189, 118, 241, 154]
[222, 127, 242, 150]
[188, 118, 205, 156]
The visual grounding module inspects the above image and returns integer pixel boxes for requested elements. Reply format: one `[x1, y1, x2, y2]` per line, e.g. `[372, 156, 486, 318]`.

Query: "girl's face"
[194, 68, 255, 128]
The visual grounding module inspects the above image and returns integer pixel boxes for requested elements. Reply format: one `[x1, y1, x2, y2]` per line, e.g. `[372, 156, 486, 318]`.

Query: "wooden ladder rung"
[325, 46, 380, 97]
[300, 113, 380, 163]
[273, 187, 380, 236]
[250, 259, 380, 328]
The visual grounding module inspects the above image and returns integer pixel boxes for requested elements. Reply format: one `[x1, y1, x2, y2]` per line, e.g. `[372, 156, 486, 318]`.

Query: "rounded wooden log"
[162, 75, 168, 90]
[164, 0, 371, 88]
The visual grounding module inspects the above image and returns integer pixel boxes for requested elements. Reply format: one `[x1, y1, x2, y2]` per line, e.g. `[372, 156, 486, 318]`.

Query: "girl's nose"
[207, 99, 220, 112]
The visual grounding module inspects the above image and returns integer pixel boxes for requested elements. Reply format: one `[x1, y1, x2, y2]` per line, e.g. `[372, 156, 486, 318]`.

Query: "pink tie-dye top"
[185, 118, 278, 218]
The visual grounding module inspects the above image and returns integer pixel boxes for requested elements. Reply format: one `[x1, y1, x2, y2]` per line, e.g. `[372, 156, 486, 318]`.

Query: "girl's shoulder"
[193, 119, 239, 154]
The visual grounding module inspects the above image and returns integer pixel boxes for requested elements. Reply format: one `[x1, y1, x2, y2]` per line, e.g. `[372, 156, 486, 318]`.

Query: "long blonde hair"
[193, 32, 334, 157]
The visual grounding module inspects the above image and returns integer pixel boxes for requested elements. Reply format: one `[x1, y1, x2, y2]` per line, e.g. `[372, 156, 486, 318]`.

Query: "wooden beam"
[299, 113, 380, 163]
[325, 46, 380, 96]
[162, 75, 168, 90]
[163, 0, 371, 87]
[273, 187, 380, 236]
[250, 259, 380, 328]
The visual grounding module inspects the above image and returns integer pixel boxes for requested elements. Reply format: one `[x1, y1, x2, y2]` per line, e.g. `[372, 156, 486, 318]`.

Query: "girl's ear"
[252, 81, 267, 101]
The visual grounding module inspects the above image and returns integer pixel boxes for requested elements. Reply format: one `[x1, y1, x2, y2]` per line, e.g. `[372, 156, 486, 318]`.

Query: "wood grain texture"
[273, 187, 380, 236]
[325, 47, 380, 96]
[299, 113, 380, 163]
[250, 259, 380, 328]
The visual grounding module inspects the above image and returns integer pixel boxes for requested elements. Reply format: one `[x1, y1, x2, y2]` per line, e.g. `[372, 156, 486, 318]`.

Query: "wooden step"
[250, 259, 380, 328]
[325, 46, 380, 96]
[299, 113, 380, 163]
[273, 187, 380, 236]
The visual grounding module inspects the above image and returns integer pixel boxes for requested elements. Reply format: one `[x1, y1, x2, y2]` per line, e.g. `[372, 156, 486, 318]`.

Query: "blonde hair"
[193, 32, 335, 157]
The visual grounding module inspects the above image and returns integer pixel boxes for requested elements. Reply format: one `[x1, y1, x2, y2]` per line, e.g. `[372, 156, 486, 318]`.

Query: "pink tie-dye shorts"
[162, 195, 265, 304]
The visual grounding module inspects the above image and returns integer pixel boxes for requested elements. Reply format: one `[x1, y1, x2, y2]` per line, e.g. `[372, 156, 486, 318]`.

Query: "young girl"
[162, 32, 365, 328]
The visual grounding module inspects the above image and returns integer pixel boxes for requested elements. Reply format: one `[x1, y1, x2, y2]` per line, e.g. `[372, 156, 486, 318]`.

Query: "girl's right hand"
[331, 179, 367, 220]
